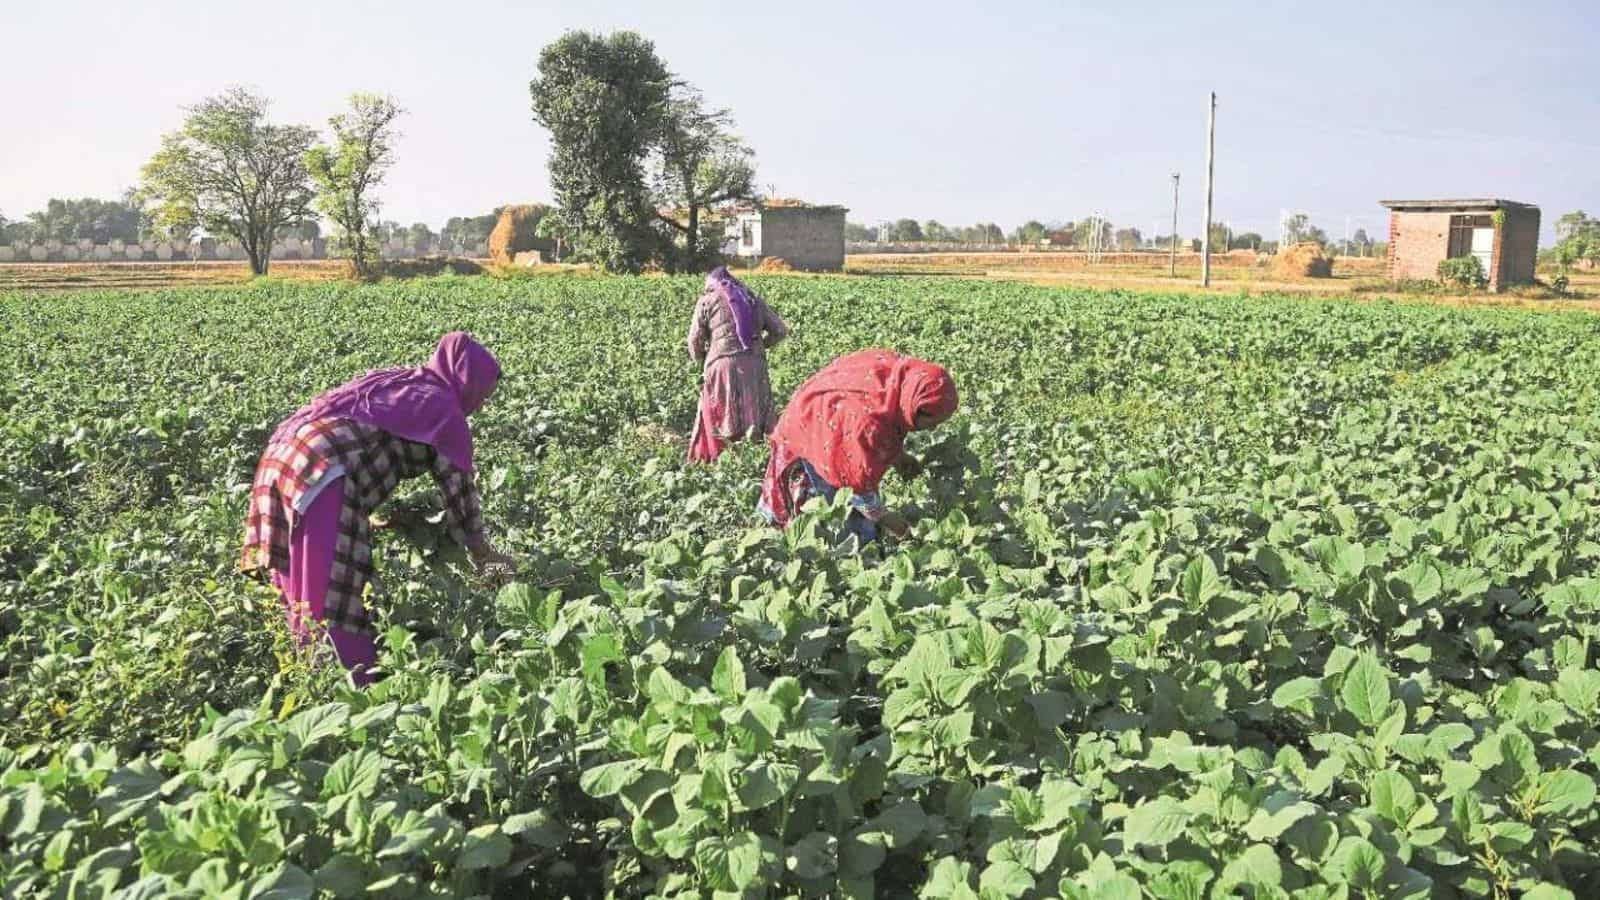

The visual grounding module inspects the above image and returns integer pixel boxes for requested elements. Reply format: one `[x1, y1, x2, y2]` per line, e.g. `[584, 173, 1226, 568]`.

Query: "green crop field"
[4, 275, 1600, 898]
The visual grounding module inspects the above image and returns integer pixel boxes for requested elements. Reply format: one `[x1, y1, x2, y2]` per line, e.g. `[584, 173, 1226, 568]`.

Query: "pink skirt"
[269, 476, 377, 686]
[689, 353, 777, 463]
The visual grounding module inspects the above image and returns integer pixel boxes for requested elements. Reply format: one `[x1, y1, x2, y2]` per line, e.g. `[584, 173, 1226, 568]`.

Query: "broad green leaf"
[580, 759, 646, 798]
[1536, 769, 1596, 816]
[1335, 837, 1386, 888]
[1222, 843, 1283, 888]
[711, 646, 746, 701]
[725, 832, 763, 889]
[1243, 790, 1316, 841]
[1271, 677, 1322, 712]
[313, 854, 367, 898]
[787, 832, 838, 879]
[1147, 859, 1214, 900]
[978, 859, 1035, 898]
[1123, 796, 1190, 847]
[1370, 770, 1417, 825]
[1340, 654, 1392, 728]
[457, 825, 511, 870]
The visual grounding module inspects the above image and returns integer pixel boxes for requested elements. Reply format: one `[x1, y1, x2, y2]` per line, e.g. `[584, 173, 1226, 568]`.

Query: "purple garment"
[273, 332, 500, 473]
[270, 476, 377, 686]
[706, 267, 759, 352]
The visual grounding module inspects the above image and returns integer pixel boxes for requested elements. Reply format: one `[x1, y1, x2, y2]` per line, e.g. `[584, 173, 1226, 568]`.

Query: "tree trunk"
[247, 231, 269, 276]
[686, 204, 699, 269]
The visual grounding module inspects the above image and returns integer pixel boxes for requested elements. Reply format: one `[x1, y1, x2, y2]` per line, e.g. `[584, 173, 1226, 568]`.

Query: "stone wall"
[0, 237, 489, 263]
[755, 207, 846, 271]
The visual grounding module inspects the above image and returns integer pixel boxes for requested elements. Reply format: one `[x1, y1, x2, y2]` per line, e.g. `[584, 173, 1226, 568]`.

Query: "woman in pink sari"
[240, 332, 515, 685]
[687, 267, 787, 462]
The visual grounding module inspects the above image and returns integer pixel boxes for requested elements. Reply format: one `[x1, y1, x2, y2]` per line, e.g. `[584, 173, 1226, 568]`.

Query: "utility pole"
[1169, 173, 1180, 277]
[1202, 92, 1216, 287]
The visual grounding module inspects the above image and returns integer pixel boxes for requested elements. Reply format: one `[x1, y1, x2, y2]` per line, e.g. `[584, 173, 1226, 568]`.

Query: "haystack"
[756, 256, 793, 272]
[488, 204, 553, 265]
[1271, 242, 1333, 279]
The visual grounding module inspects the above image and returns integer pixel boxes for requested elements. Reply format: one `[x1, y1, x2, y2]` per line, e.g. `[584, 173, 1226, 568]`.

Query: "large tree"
[18, 193, 149, 244]
[1013, 220, 1047, 245]
[651, 86, 755, 271]
[531, 31, 671, 273]
[891, 218, 924, 242]
[305, 93, 403, 278]
[141, 88, 317, 275]
[442, 211, 501, 253]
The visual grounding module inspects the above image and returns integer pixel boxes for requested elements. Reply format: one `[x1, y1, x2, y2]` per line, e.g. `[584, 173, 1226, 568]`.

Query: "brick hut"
[728, 202, 848, 271]
[1381, 199, 1540, 292]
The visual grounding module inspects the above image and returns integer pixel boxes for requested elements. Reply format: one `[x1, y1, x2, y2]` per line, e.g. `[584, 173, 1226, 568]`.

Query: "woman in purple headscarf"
[240, 332, 515, 685]
[687, 267, 788, 462]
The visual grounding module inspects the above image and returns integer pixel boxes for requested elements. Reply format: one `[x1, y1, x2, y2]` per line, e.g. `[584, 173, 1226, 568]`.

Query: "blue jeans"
[758, 460, 883, 544]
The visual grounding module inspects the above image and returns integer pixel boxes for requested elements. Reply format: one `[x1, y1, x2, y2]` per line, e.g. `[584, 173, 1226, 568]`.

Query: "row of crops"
[3, 275, 1600, 897]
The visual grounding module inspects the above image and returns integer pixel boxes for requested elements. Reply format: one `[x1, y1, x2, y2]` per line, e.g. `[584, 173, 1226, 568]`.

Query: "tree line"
[843, 214, 1402, 257]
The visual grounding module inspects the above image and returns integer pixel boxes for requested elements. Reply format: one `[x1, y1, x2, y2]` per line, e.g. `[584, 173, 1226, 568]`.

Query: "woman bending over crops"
[240, 333, 515, 685]
[758, 350, 958, 543]
[687, 266, 788, 463]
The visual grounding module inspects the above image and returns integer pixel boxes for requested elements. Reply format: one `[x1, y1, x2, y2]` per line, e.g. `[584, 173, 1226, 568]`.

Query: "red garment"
[761, 350, 957, 526]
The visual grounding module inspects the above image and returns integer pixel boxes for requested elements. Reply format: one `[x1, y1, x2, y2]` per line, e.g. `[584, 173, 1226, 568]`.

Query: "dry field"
[846, 250, 1600, 309]
[4, 253, 1597, 314]
[0, 259, 354, 291]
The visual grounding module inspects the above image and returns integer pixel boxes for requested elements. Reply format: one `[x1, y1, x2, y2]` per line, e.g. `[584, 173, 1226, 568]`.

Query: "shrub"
[1437, 255, 1487, 290]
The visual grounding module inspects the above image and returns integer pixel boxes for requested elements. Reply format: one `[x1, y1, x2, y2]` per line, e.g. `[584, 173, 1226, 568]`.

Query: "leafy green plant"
[4, 275, 1600, 896]
[1438, 255, 1488, 290]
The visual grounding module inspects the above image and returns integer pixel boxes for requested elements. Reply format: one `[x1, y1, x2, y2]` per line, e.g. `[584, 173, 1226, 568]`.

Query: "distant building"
[729, 203, 848, 271]
[1380, 199, 1540, 291]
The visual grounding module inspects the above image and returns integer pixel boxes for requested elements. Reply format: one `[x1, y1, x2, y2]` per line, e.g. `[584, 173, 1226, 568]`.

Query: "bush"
[1437, 255, 1487, 290]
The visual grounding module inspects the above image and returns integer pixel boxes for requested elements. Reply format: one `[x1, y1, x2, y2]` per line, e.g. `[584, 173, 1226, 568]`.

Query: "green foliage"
[306, 93, 404, 278]
[651, 87, 755, 271]
[8, 194, 152, 245]
[1438, 255, 1488, 290]
[530, 31, 672, 273]
[5, 276, 1600, 896]
[140, 87, 318, 276]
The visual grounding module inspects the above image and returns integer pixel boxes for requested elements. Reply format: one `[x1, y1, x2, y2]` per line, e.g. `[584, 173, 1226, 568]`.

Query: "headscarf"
[272, 332, 500, 473]
[766, 349, 957, 515]
[706, 266, 759, 351]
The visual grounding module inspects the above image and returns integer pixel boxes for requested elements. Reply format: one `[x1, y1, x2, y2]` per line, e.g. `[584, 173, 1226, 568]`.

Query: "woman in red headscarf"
[241, 333, 515, 685]
[759, 350, 959, 543]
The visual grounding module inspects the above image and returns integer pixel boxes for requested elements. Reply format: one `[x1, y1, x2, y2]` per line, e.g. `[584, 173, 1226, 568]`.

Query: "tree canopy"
[141, 87, 317, 275]
[531, 31, 672, 274]
[305, 93, 403, 277]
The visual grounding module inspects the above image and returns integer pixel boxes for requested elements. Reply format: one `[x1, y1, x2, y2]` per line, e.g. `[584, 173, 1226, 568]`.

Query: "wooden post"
[1202, 92, 1216, 288]
[1169, 173, 1180, 277]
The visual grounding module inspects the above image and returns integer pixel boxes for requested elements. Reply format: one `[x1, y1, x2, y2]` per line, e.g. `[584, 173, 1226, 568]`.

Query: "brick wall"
[758, 208, 846, 271]
[1388, 211, 1453, 282]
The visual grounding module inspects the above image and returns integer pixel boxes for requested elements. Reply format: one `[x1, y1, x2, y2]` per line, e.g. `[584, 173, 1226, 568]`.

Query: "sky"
[4, 0, 1598, 242]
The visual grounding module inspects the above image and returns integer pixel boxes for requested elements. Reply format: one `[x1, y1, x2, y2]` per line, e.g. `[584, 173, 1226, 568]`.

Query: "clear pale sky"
[4, 0, 1596, 242]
